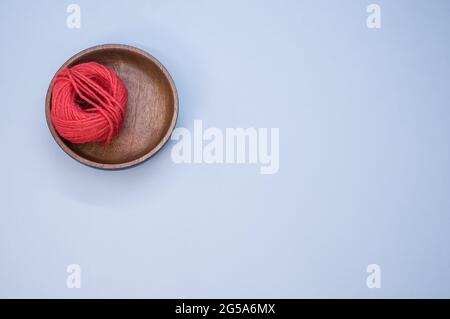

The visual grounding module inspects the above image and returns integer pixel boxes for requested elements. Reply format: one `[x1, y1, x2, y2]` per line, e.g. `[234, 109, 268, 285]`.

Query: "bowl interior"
[46, 45, 178, 169]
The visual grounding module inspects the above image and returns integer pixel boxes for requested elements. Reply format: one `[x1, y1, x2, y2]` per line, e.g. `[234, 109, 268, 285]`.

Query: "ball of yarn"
[51, 62, 128, 145]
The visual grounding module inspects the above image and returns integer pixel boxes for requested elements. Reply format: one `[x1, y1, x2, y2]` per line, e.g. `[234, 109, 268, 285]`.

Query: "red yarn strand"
[51, 62, 128, 145]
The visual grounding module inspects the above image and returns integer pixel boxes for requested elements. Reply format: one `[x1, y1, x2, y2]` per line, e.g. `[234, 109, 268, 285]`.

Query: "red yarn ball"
[51, 62, 128, 145]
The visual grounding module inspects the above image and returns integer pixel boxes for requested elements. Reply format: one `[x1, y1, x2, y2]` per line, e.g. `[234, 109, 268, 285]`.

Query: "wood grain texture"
[45, 44, 178, 169]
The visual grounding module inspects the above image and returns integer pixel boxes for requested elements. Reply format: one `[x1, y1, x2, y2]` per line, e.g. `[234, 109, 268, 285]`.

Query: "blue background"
[1, 0, 450, 298]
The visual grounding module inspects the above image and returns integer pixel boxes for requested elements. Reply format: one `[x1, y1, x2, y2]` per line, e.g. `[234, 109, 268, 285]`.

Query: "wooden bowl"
[45, 44, 178, 169]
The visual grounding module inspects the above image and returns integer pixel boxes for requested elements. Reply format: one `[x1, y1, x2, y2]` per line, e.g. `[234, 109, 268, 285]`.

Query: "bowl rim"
[45, 43, 179, 169]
